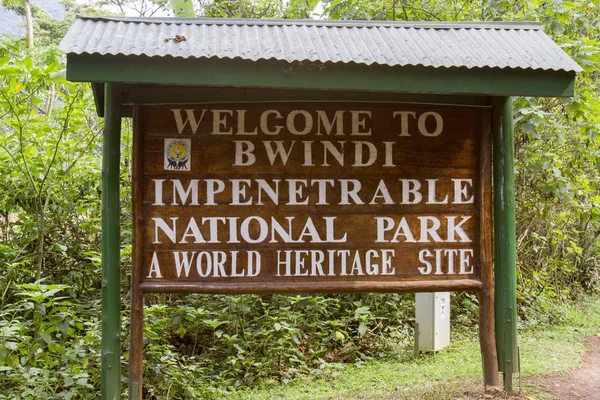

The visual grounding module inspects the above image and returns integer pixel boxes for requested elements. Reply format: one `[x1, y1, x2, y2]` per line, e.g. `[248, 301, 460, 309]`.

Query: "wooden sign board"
[133, 103, 492, 294]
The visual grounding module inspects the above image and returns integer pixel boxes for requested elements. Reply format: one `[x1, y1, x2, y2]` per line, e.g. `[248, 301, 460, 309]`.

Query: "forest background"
[0, 0, 598, 399]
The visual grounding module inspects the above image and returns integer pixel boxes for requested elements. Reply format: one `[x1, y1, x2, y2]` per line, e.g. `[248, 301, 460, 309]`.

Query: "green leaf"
[0, 66, 21, 75]
[4, 341, 18, 351]
[23, 56, 33, 70]
[39, 331, 52, 344]
[358, 323, 367, 337]
[354, 306, 370, 318]
[44, 288, 65, 297]
[76, 377, 88, 386]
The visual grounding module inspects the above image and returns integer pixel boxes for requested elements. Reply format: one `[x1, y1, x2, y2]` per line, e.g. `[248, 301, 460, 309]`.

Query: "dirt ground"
[530, 335, 600, 400]
[459, 335, 600, 400]
[350, 335, 600, 400]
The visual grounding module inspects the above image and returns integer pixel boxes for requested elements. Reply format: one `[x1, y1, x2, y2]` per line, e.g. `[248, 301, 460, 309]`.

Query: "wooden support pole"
[492, 97, 519, 392]
[479, 109, 500, 388]
[101, 83, 122, 400]
[129, 107, 144, 399]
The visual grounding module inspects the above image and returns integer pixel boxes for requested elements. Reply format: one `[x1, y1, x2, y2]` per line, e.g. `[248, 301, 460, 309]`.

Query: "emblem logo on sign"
[164, 138, 191, 171]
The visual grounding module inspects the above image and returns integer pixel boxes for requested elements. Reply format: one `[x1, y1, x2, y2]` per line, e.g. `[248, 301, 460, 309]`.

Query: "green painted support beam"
[66, 54, 577, 101]
[492, 97, 519, 392]
[101, 83, 122, 400]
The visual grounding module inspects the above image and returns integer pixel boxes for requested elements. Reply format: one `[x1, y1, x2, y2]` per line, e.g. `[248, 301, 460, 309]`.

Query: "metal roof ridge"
[74, 15, 543, 30]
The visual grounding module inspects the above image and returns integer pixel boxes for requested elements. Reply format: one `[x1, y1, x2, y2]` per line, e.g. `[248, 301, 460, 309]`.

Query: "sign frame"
[128, 100, 497, 396]
[132, 103, 492, 294]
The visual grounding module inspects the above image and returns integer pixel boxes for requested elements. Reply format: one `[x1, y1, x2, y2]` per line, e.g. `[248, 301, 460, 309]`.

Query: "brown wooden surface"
[134, 103, 492, 293]
[121, 84, 494, 109]
[129, 107, 144, 400]
[141, 174, 476, 210]
[139, 279, 483, 293]
[477, 108, 500, 387]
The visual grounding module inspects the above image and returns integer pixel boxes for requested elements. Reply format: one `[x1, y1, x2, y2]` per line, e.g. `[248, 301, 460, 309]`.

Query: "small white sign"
[164, 138, 191, 171]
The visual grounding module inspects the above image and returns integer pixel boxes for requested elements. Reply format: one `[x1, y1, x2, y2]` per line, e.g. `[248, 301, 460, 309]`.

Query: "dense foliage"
[0, 0, 598, 398]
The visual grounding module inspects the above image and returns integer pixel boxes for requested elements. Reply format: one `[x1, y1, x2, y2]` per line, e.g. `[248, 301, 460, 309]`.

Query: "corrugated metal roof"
[59, 16, 582, 72]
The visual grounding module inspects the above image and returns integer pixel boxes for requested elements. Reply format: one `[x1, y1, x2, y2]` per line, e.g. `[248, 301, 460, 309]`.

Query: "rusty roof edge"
[74, 15, 544, 30]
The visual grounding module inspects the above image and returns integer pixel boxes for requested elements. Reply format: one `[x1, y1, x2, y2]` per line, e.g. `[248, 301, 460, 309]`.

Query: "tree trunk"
[45, 85, 55, 116]
[169, 0, 196, 17]
[35, 191, 51, 281]
[24, 0, 34, 48]
[35, 208, 44, 280]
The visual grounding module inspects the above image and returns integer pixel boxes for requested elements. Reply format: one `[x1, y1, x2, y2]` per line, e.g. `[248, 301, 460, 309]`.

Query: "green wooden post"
[493, 97, 519, 392]
[101, 83, 122, 400]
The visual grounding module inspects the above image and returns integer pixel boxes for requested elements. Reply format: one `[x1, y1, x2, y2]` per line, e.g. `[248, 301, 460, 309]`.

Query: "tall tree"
[2, 0, 35, 47]
[23, 0, 33, 47]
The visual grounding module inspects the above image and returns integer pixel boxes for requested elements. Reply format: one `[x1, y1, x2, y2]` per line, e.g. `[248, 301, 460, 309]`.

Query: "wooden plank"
[142, 212, 478, 250]
[140, 279, 483, 294]
[140, 172, 477, 210]
[121, 85, 494, 108]
[99, 84, 494, 118]
[142, 244, 479, 281]
[129, 106, 144, 400]
[477, 108, 500, 387]
[132, 102, 491, 293]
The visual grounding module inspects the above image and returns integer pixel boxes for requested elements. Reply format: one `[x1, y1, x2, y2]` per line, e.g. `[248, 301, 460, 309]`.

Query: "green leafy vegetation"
[138, 293, 414, 398]
[231, 296, 600, 400]
[0, 0, 598, 399]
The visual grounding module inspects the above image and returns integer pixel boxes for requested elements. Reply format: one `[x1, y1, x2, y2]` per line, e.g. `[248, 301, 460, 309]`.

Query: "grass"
[228, 296, 600, 400]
